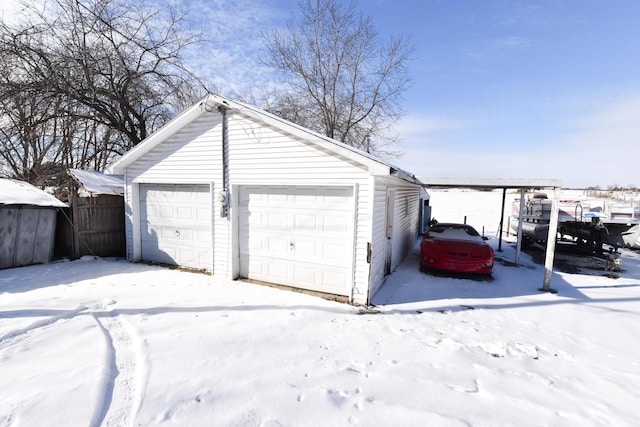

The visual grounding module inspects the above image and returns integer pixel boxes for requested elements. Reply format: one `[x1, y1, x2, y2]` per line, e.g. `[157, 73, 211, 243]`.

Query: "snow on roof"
[0, 178, 67, 207]
[68, 169, 124, 196]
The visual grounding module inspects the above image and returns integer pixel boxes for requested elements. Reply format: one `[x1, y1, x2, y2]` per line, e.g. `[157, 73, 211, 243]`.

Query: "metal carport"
[417, 177, 563, 292]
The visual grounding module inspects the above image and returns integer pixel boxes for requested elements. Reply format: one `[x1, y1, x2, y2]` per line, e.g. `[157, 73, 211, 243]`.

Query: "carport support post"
[540, 186, 560, 293]
[498, 188, 506, 252]
[498, 187, 509, 252]
[515, 187, 526, 266]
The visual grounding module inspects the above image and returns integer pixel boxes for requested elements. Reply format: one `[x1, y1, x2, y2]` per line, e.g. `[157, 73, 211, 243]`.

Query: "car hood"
[425, 238, 494, 258]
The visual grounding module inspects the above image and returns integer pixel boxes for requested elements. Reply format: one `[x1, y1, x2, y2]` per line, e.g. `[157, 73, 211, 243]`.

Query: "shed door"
[238, 186, 354, 296]
[140, 184, 212, 270]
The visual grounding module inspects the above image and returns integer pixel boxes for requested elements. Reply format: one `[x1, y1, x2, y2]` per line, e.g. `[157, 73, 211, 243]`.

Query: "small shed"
[0, 179, 67, 269]
[108, 93, 423, 305]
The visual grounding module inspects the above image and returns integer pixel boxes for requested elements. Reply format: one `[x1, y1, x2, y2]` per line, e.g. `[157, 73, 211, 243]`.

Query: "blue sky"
[358, 0, 640, 188]
[182, 0, 640, 189]
[3, 0, 639, 188]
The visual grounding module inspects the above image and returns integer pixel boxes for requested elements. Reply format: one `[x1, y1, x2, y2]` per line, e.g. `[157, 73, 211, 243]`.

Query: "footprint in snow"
[449, 379, 480, 394]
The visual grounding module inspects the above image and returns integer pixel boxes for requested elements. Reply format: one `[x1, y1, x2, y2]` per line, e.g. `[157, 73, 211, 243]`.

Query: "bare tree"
[0, 86, 64, 185]
[263, 0, 413, 157]
[0, 0, 206, 184]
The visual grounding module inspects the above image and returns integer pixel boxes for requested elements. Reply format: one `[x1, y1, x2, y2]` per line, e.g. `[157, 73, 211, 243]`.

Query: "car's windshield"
[428, 224, 481, 239]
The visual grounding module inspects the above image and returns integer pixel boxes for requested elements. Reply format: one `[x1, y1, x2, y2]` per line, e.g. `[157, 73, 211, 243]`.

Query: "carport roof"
[417, 177, 562, 189]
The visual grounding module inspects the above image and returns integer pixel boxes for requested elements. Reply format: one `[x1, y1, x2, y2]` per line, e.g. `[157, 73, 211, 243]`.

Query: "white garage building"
[108, 94, 423, 305]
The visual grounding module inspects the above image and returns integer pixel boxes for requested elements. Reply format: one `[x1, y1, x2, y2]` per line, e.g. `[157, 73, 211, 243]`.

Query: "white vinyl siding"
[350, 183, 370, 302]
[369, 184, 389, 298]
[227, 115, 368, 185]
[368, 177, 421, 301]
[120, 104, 420, 305]
[391, 185, 421, 268]
[127, 114, 222, 183]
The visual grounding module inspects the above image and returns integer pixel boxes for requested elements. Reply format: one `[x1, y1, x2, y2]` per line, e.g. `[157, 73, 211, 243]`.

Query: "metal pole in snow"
[515, 188, 526, 266]
[498, 188, 506, 252]
[541, 186, 560, 293]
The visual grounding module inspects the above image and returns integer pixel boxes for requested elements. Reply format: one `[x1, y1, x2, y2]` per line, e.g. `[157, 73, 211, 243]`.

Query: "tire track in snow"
[91, 310, 145, 427]
[0, 303, 99, 350]
[0, 300, 148, 427]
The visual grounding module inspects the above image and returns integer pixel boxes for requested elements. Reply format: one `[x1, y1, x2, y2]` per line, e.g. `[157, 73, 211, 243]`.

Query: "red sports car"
[420, 223, 494, 275]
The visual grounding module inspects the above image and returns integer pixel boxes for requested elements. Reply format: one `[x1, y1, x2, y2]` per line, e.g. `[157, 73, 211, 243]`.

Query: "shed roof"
[68, 169, 124, 196]
[0, 179, 67, 208]
[107, 93, 418, 184]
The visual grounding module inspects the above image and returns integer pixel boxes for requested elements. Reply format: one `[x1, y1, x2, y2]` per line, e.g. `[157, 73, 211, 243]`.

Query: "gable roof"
[0, 179, 67, 208]
[107, 93, 418, 183]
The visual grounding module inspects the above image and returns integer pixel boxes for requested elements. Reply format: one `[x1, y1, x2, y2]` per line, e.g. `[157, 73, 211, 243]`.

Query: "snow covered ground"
[2, 190, 640, 426]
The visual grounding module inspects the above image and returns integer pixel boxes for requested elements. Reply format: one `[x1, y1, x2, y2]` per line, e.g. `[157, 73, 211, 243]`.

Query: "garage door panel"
[145, 248, 176, 266]
[293, 214, 350, 234]
[324, 215, 351, 234]
[176, 228, 195, 241]
[267, 236, 289, 255]
[267, 211, 288, 229]
[267, 261, 289, 281]
[322, 242, 349, 261]
[159, 226, 177, 239]
[323, 269, 349, 290]
[293, 265, 317, 285]
[177, 206, 195, 220]
[293, 213, 316, 230]
[196, 229, 211, 244]
[239, 186, 353, 296]
[196, 207, 210, 221]
[294, 240, 317, 258]
[244, 234, 350, 263]
[247, 237, 264, 251]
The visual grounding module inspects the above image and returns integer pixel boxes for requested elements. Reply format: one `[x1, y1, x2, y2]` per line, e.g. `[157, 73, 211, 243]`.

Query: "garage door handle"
[289, 241, 295, 251]
[175, 230, 180, 238]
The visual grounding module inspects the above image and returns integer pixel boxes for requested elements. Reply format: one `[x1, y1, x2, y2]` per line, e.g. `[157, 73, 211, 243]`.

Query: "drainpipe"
[218, 103, 230, 218]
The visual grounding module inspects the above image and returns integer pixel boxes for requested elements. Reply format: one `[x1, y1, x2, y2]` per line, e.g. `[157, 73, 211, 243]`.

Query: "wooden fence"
[70, 193, 125, 258]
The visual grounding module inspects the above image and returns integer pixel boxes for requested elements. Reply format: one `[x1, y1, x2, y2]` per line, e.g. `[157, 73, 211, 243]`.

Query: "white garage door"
[239, 186, 354, 296]
[140, 184, 212, 270]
